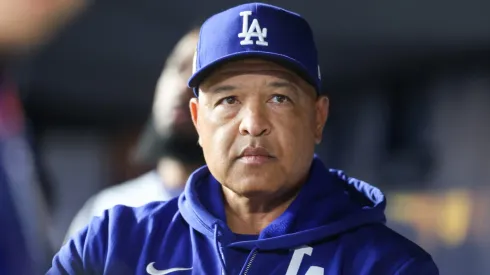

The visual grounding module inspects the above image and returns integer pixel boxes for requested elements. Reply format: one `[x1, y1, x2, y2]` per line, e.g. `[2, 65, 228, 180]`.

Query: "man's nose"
[238, 103, 272, 137]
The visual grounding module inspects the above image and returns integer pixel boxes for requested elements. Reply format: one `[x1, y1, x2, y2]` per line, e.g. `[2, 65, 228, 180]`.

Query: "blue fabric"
[49, 156, 438, 274]
[0, 155, 34, 275]
[188, 3, 321, 95]
[0, 77, 36, 275]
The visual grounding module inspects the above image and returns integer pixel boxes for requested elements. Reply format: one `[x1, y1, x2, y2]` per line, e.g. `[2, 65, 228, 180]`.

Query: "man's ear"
[314, 95, 329, 144]
[189, 97, 201, 145]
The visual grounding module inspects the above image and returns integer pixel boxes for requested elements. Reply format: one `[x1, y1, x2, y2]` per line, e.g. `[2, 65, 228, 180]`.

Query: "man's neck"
[222, 186, 300, 235]
[156, 158, 200, 190]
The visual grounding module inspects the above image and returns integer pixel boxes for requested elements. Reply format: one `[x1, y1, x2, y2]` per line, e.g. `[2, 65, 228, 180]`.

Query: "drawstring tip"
[214, 223, 228, 275]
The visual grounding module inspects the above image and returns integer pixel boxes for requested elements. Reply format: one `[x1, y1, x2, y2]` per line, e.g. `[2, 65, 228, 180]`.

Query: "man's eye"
[270, 94, 290, 104]
[218, 96, 238, 105]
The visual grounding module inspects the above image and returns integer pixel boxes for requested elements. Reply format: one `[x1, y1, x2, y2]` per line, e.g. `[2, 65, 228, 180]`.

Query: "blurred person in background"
[64, 28, 205, 241]
[0, 0, 85, 54]
[0, 0, 86, 273]
[0, 78, 51, 275]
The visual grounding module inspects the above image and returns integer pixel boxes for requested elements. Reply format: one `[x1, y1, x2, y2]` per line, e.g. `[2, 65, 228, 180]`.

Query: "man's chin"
[225, 181, 283, 198]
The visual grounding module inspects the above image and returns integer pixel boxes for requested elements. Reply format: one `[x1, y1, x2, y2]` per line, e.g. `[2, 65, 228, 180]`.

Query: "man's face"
[190, 59, 329, 198]
[0, 0, 85, 50]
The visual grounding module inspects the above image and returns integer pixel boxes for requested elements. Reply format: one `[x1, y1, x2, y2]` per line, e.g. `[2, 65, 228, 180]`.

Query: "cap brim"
[188, 51, 318, 92]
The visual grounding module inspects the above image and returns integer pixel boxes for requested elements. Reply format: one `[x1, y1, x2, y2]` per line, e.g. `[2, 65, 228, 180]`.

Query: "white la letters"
[305, 266, 324, 275]
[238, 11, 268, 46]
[285, 246, 324, 275]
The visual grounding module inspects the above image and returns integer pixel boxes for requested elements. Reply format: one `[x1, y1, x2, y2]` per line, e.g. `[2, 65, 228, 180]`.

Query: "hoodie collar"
[178, 156, 386, 250]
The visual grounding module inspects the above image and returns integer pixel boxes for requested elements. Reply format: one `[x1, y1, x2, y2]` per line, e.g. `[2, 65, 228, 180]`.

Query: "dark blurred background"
[3, 0, 490, 274]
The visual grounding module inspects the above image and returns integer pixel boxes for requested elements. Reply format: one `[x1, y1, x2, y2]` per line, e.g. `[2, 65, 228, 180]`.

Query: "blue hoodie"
[48, 157, 438, 275]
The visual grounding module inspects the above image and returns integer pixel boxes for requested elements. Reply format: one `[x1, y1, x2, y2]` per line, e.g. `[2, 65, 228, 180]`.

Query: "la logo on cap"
[238, 11, 268, 46]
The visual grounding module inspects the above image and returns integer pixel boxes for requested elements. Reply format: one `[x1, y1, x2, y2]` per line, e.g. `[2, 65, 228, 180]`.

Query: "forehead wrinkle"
[205, 75, 288, 96]
[203, 70, 297, 92]
[217, 67, 296, 80]
[200, 60, 316, 98]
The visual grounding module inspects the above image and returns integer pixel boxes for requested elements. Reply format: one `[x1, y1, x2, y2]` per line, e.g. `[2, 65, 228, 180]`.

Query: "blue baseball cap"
[188, 3, 321, 95]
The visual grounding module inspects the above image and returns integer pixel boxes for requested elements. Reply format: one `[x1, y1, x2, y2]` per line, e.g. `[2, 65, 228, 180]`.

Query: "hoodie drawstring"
[214, 224, 227, 275]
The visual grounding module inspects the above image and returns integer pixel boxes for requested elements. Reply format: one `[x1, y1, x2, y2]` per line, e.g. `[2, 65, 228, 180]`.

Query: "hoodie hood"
[178, 156, 386, 251]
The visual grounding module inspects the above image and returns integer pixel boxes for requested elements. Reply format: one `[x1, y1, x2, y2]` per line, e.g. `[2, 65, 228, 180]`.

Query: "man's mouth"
[238, 146, 275, 165]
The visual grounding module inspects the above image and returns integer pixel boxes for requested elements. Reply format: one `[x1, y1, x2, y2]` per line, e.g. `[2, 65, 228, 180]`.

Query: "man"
[0, 0, 86, 274]
[64, 28, 204, 241]
[49, 3, 439, 274]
